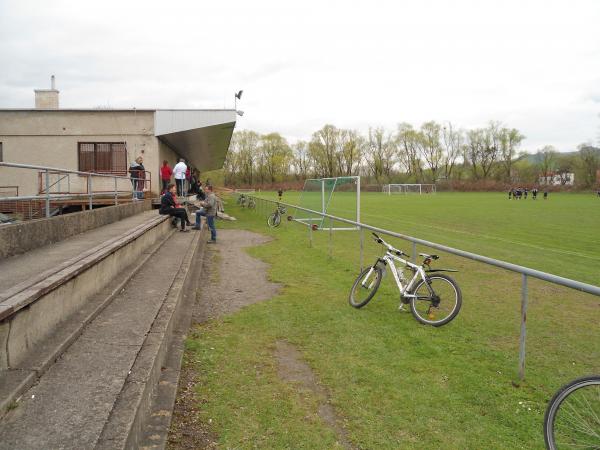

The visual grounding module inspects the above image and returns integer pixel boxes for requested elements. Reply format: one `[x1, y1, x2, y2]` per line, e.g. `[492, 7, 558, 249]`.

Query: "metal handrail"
[0, 162, 149, 217]
[241, 193, 600, 380]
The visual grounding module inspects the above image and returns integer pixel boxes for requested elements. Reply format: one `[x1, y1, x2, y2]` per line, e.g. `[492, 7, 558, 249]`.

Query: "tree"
[259, 133, 292, 183]
[233, 130, 260, 184]
[338, 129, 364, 176]
[309, 125, 339, 177]
[366, 127, 395, 184]
[440, 122, 463, 180]
[577, 143, 600, 187]
[292, 140, 311, 179]
[465, 128, 485, 179]
[499, 127, 525, 181]
[417, 121, 443, 182]
[396, 123, 422, 181]
[537, 145, 558, 183]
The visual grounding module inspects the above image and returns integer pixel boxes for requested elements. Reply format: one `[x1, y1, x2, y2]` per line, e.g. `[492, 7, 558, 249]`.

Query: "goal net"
[382, 184, 436, 195]
[293, 176, 360, 231]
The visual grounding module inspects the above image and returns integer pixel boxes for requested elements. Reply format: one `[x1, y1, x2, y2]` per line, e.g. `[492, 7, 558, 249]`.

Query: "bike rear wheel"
[409, 274, 461, 326]
[349, 266, 383, 308]
[267, 213, 281, 228]
[544, 375, 600, 450]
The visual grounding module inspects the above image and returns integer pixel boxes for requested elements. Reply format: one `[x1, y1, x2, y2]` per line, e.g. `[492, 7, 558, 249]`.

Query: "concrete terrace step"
[0, 225, 204, 450]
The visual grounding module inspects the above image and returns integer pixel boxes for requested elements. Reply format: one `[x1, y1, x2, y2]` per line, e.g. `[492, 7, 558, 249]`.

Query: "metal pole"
[359, 226, 364, 270]
[356, 176, 361, 224]
[328, 217, 333, 259]
[518, 274, 528, 380]
[88, 176, 93, 211]
[45, 169, 50, 218]
[114, 177, 118, 205]
[308, 222, 313, 248]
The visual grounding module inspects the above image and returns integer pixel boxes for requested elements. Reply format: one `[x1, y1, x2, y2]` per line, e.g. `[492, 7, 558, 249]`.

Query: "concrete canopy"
[154, 110, 237, 171]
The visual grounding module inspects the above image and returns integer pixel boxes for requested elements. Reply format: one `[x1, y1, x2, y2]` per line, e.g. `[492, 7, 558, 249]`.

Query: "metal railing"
[0, 162, 150, 218]
[239, 193, 600, 380]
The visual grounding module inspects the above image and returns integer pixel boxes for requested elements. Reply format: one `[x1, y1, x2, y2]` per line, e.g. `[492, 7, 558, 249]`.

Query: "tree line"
[223, 121, 600, 188]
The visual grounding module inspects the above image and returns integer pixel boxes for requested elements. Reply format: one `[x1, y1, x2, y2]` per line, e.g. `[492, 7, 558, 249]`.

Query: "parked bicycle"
[237, 193, 246, 206]
[247, 197, 256, 209]
[349, 233, 462, 327]
[543, 375, 600, 449]
[267, 203, 287, 228]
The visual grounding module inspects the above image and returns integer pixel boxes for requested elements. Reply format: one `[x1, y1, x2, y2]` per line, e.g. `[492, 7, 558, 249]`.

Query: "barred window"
[78, 142, 127, 174]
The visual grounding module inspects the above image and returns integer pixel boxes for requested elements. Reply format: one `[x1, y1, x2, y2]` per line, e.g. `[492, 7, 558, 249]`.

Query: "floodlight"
[236, 110, 244, 117]
[235, 90, 243, 100]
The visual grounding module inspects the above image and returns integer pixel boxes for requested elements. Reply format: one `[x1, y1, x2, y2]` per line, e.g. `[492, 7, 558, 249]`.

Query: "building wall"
[0, 110, 167, 196]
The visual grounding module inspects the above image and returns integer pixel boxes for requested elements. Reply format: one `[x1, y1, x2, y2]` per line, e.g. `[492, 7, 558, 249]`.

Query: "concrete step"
[0, 226, 204, 450]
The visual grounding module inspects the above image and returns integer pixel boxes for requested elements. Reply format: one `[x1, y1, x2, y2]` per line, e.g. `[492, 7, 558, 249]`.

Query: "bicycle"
[247, 197, 256, 209]
[349, 233, 462, 327]
[267, 203, 287, 228]
[237, 193, 246, 206]
[543, 375, 600, 449]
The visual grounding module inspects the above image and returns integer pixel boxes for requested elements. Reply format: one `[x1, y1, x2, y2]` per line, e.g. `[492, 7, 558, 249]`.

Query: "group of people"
[160, 158, 204, 197]
[158, 182, 218, 242]
[508, 187, 548, 200]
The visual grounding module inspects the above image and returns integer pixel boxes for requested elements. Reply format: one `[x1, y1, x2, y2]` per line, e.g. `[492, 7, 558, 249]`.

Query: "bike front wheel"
[349, 266, 383, 308]
[409, 274, 462, 327]
[544, 375, 600, 450]
[267, 213, 281, 228]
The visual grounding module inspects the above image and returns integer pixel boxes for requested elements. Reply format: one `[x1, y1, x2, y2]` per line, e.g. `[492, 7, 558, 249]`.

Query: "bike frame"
[373, 251, 431, 298]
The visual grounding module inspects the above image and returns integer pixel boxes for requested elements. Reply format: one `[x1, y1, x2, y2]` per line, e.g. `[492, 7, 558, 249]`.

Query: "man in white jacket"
[172, 158, 187, 197]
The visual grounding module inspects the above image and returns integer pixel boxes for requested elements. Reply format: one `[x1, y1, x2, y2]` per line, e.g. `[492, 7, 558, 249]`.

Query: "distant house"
[0, 77, 237, 197]
[539, 171, 575, 186]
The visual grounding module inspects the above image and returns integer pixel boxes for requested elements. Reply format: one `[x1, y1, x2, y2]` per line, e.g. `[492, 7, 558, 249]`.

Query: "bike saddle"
[419, 253, 439, 260]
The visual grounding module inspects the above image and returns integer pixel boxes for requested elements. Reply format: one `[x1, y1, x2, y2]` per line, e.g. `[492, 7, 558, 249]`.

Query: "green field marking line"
[330, 207, 600, 262]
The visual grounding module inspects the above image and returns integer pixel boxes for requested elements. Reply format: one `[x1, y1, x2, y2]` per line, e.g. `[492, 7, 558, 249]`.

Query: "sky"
[1, 0, 599, 152]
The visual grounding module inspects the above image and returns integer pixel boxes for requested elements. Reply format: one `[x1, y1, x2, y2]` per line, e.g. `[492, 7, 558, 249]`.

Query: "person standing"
[129, 156, 145, 200]
[160, 160, 172, 194]
[173, 158, 187, 197]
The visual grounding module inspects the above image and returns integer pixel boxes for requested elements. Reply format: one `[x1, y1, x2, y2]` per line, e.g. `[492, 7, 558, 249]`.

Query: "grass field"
[180, 192, 600, 449]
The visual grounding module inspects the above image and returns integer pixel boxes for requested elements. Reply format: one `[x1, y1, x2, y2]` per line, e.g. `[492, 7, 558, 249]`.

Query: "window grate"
[78, 142, 127, 174]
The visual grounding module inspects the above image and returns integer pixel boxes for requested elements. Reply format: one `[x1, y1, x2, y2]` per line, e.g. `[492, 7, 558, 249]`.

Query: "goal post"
[382, 184, 436, 195]
[293, 176, 360, 231]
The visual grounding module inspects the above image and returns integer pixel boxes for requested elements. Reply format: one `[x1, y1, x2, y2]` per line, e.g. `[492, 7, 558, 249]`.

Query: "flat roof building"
[0, 78, 237, 198]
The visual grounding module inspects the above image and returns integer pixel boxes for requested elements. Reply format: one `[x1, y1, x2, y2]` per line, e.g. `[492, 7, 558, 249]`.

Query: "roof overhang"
[154, 109, 237, 171]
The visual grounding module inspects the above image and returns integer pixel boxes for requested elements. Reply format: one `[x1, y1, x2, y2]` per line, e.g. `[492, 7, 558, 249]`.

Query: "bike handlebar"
[372, 233, 409, 258]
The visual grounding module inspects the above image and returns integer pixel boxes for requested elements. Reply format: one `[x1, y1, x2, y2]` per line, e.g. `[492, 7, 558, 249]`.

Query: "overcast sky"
[1, 0, 599, 151]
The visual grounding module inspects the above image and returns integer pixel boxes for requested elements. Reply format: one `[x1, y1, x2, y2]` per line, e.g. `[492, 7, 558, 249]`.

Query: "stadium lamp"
[234, 89, 244, 111]
[236, 110, 244, 117]
[235, 90, 243, 100]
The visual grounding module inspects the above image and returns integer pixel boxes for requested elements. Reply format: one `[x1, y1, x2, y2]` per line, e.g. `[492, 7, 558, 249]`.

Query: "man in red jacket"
[160, 160, 172, 194]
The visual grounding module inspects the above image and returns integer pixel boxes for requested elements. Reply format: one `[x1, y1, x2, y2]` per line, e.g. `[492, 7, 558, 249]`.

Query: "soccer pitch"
[259, 191, 600, 286]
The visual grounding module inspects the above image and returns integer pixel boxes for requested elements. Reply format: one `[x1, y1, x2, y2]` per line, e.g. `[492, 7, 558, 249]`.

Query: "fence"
[237, 193, 600, 380]
[0, 162, 151, 219]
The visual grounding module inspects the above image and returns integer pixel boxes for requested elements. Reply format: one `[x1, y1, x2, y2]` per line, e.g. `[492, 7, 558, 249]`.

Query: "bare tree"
[292, 140, 311, 179]
[417, 121, 443, 182]
[538, 145, 558, 183]
[441, 122, 463, 180]
[578, 143, 600, 187]
[367, 127, 395, 184]
[260, 133, 292, 183]
[396, 123, 422, 181]
[499, 127, 525, 181]
[309, 124, 339, 177]
[338, 129, 364, 176]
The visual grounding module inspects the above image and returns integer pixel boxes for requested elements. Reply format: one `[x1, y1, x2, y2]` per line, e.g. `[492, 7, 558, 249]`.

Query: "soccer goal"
[293, 176, 360, 231]
[235, 188, 256, 194]
[382, 184, 436, 195]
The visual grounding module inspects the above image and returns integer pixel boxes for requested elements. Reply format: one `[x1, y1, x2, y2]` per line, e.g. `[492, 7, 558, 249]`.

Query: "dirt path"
[167, 229, 352, 449]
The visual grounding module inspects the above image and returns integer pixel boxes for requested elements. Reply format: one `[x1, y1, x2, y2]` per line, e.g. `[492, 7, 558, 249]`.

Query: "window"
[78, 142, 127, 174]
[0, 142, 3, 162]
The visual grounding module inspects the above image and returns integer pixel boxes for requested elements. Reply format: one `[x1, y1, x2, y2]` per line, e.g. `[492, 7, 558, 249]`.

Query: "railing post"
[518, 274, 528, 381]
[328, 217, 333, 260]
[114, 177, 118, 205]
[88, 176, 93, 211]
[308, 222, 313, 248]
[45, 169, 50, 218]
[359, 226, 364, 271]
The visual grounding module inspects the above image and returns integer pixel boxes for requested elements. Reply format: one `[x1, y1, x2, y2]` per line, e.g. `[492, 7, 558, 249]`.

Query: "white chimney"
[34, 75, 59, 109]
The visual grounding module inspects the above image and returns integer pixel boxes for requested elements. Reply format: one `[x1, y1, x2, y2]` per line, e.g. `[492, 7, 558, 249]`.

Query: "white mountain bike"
[349, 233, 462, 327]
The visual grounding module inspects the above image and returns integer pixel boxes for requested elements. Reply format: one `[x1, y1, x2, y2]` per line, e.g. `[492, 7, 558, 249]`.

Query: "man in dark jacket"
[159, 184, 191, 231]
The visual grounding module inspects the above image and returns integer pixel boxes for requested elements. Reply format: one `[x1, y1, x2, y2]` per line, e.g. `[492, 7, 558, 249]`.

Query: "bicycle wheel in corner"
[409, 274, 462, 327]
[349, 266, 383, 308]
[267, 213, 281, 228]
[543, 375, 600, 450]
